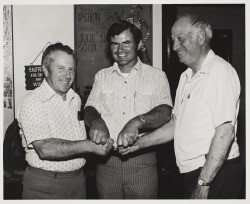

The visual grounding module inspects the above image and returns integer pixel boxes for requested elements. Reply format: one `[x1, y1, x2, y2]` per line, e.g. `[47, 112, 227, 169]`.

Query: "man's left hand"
[117, 121, 139, 148]
[190, 185, 210, 199]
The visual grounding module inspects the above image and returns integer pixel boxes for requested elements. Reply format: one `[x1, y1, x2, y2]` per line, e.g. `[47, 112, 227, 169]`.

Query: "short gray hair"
[177, 14, 213, 41]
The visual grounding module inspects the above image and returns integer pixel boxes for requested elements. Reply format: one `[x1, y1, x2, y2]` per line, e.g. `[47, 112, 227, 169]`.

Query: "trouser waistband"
[27, 165, 83, 179]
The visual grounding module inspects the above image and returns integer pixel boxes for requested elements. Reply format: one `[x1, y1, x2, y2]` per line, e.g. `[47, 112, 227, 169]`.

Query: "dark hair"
[106, 20, 142, 46]
[41, 42, 75, 70]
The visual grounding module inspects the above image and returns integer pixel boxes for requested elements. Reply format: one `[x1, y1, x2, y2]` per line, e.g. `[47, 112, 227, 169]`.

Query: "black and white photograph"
[1, 0, 248, 202]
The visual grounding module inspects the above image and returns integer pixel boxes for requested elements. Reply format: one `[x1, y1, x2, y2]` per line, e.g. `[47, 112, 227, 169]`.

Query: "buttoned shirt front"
[173, 50, 241, 173]
[85, 58, 173, 144]
[17, 80, 87, 172]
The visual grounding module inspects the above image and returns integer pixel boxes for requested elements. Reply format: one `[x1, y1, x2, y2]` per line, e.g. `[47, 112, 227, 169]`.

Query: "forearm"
[136, 117, 175, 149]
[33, 138, 94, 160]
[198, 123, 235, 183]
[84, 106, 101, 127]
[133, 104, 172, 130]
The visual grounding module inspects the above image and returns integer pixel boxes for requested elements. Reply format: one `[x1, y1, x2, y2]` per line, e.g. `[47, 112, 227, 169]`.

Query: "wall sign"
[25, 65, 44, 90]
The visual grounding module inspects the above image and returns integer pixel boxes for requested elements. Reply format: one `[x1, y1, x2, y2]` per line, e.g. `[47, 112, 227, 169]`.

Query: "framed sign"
[25, 65, 44, 90]
[74, 4, 152, 100]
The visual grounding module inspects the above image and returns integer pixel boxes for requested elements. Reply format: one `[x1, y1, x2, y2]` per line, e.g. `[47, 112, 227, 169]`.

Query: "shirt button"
[125, 81, 127, 84]
[123, 112, 125, 114]
[123, 96, 126, 99]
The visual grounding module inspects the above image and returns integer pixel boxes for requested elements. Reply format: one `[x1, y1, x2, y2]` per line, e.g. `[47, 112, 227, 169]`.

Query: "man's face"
[171, 18, 202, 68]
[110, 29, 139, 72]
[44, 50, 75, 97]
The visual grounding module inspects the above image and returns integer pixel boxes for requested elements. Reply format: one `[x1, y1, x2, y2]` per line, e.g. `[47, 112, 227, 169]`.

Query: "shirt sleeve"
[208, 65, 240, 128]
[85, 72, 102, 113]
[17, 98, 50, 148]
[152, 71, 173, 108]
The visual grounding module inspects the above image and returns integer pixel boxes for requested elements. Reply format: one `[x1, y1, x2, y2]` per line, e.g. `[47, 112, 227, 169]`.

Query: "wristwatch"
[197, 178, 211, 186]
[138, 114, 146, 123]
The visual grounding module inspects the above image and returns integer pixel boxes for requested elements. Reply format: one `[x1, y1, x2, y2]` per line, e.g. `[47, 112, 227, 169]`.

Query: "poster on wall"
[3, 5, 14, 134]
[75, 4, 152, 102]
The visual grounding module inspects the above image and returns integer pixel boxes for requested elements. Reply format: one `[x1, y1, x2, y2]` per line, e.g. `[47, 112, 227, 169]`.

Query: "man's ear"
[137, 40, 144, 50]
[42, 65, 49, 77]
[198, 30, 206, 46]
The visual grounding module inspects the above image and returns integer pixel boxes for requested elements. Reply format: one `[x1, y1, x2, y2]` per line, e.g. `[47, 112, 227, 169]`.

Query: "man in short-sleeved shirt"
[84, 20, 172, 199]
[119, 14, 243, 199]
[17, 43, 114, 199]
[173, 49, 240, 174]
[170, 15, 242, 199]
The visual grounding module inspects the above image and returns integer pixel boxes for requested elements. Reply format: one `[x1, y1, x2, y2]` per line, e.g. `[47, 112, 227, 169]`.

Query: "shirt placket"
[119, 73, 130, 126]
[62, 99, 75, 139]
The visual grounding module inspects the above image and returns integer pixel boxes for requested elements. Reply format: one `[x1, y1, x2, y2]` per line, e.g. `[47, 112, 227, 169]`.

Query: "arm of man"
[32, 137, 114, 161]
[118, 117, 175, 155]
[190, 122, 235, 199]
[117, 104, 172, 148]
[117, 69, 172, 148]
[190, 62, 241, 199]
[84, 106, 110, 145]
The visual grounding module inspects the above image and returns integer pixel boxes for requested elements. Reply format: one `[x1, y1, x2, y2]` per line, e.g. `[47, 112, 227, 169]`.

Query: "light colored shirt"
[173, 50, 241, 173]
[85, 58, 173, 143]
[17, 80, 87, 172]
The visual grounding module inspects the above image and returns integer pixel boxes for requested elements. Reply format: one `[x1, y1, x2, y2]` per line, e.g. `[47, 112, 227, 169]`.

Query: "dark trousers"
[96, 151, 158, 199]
[183, 157, 244, 199]
[22, 165, 86, 199]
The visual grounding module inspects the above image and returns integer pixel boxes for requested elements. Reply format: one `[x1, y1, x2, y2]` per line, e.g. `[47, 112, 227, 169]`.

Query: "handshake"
[89, 118, 141, 156]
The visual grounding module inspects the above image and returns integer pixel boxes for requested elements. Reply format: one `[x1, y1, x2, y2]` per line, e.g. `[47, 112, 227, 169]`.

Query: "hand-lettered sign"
[75, 5, 152, 97]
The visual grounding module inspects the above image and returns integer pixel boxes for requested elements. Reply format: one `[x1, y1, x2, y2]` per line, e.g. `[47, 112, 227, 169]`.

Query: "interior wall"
[12, 4, 162, 118]
[152, 5, 162, 69]
[13, 5, 74, 116]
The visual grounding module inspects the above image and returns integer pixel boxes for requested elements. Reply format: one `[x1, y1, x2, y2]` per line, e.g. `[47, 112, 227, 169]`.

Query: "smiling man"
[84, 20, 172, 199]
[118, 14, 243, 199]
[17, 42, 114, 199]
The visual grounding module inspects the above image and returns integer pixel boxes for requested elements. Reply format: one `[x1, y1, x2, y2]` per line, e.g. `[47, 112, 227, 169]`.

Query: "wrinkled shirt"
[17, 80, 87, 172]
[173, 50, 241, 173]
[85, 58, 173, 144]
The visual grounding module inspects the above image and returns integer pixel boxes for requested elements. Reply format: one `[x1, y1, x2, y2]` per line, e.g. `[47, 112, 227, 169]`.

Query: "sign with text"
[25, 65, 44, 90]
[75, 5, 152, 98]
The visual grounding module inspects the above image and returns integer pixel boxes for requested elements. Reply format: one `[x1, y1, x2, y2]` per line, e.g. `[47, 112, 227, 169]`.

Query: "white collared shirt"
[173, 50, 241, 173]
[17, 80, 87, 172]
[85, 58, 173, 143]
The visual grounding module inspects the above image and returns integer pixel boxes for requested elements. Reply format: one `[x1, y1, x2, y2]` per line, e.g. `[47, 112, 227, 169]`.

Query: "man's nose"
[117, 43, 125, 52]
[172, 39, 180, 51]
[63, 70, 71, 78]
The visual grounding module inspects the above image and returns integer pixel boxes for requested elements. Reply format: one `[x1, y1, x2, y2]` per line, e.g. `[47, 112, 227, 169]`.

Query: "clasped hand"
[89, 118, 140, 155]
[117, 121, 139, 148]
[89, 118, 113, 156]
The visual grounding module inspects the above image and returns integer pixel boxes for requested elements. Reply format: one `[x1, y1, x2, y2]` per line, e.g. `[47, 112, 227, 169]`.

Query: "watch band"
[197, 178, 211, 186]
[138, 114, 146, 123]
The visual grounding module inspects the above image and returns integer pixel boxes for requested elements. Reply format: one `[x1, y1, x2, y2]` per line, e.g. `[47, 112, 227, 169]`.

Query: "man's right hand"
[89, 118, 110, 145]
[91, 138, 114, 156]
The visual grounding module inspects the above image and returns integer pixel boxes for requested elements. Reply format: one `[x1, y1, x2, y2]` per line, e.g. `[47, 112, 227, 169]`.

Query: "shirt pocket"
[180, 96, 212, 131]
[100, 91, 114, 115]
[134, 91, 152, 115]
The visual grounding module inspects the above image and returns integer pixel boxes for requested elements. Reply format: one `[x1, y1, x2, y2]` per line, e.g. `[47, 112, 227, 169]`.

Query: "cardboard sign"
[25, 65, 44, 90]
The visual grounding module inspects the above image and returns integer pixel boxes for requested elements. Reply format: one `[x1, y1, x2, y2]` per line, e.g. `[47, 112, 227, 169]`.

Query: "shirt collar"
[111, 57, 143, 76]
[40, 79, 75, 103]
[185, 49, 215, 79]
